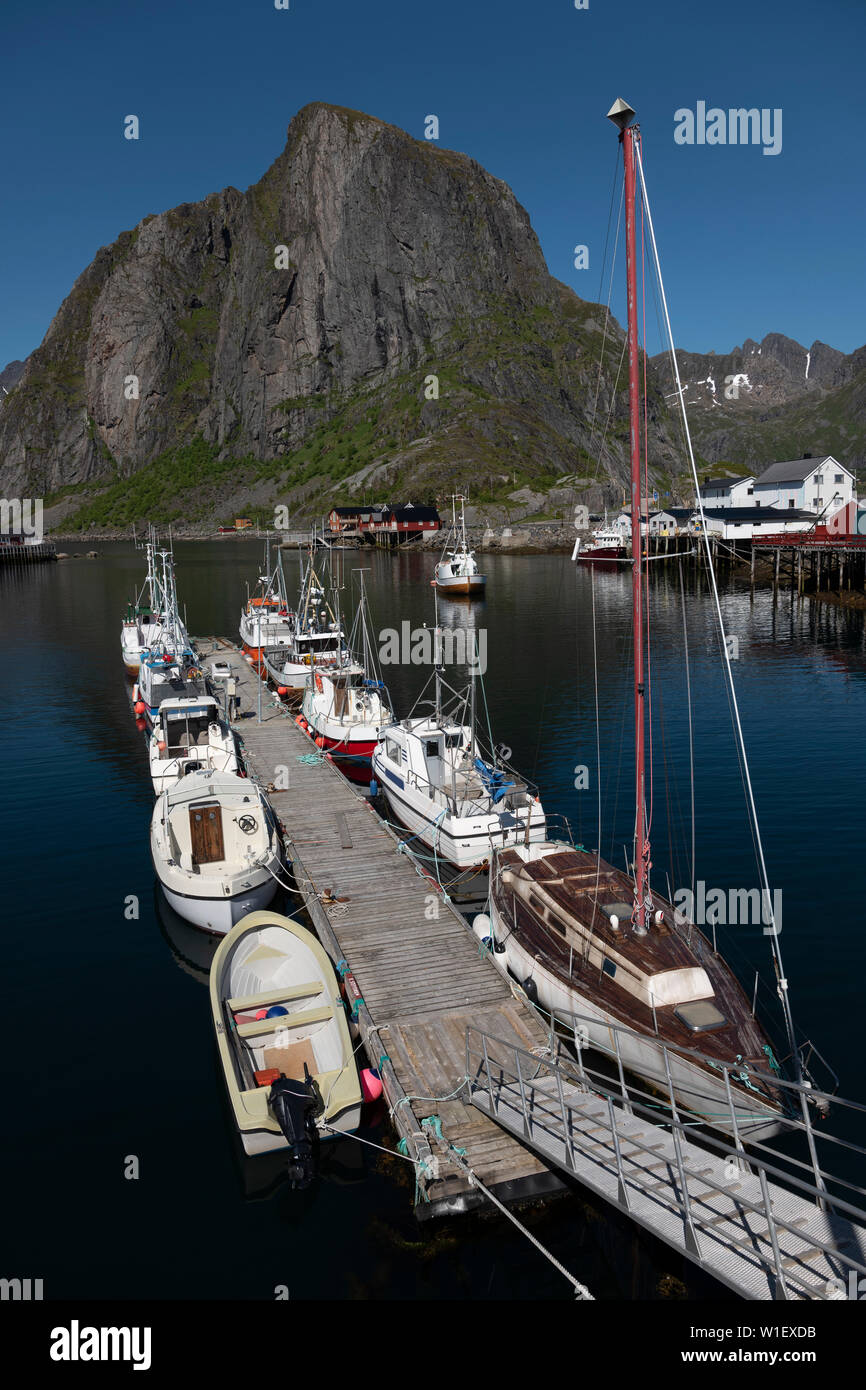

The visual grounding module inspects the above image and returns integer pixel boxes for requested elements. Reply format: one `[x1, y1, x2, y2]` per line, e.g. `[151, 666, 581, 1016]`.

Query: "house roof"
[699, 506, 816, 523]
[700, 475, 755, 491]
[754, 456, 841, 486]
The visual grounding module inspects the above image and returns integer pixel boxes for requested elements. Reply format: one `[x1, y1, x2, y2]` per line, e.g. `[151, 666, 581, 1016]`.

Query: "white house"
[698, 475, 756, 509]
[751, 456, 856, 515]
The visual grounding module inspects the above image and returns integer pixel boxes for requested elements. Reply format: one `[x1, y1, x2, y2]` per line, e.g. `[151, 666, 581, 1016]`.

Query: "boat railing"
[510, 999, 865, 1206]
[465, 1020, 866, 1298]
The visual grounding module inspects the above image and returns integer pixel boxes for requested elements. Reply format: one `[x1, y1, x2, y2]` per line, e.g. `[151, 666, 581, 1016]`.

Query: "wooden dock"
[196, 638, 563, 1217]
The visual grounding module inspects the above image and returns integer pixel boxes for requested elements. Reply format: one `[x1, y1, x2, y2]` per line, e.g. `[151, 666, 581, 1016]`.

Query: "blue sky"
[1, 0, 864, 369]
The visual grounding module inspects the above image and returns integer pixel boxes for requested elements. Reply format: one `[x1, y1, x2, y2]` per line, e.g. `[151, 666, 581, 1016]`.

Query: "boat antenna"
[607, 97, 650, 938]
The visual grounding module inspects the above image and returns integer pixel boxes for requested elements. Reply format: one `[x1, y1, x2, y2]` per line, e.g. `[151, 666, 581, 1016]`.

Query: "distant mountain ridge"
[652, 334, 866, 473]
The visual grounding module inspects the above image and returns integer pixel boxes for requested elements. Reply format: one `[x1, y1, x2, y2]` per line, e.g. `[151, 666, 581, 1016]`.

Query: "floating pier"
[189, 637, 866, 1301]
[195, 637, 564, 1217]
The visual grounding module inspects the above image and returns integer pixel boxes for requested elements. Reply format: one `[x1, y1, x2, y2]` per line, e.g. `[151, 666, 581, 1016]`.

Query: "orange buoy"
[278, 686, 288, 696]
[157, 740, 166, 752]
[315, 736, 325, 748]
[134, 700, 146, 715]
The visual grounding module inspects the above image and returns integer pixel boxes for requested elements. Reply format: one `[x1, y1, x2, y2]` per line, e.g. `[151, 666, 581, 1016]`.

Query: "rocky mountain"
[0, 359, 26, 399]
[0, 103, 691, 530]
[652, 335, 866, 474]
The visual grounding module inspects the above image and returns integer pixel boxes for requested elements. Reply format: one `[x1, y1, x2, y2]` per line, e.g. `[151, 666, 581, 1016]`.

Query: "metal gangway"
[466, 1014, 866, 1300]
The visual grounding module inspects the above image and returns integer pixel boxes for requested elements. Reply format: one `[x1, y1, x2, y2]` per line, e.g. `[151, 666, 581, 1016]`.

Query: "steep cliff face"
[0, 102, 687, 519]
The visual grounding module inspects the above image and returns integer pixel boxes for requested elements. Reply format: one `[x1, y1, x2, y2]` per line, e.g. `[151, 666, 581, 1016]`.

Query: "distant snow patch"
[805, 350, 811, 380]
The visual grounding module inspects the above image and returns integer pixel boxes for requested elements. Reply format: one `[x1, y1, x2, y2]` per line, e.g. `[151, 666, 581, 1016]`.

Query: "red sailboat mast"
[607, 97, 650, 934]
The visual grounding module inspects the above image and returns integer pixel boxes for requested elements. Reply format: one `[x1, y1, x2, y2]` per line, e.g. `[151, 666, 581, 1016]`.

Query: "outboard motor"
[268, 1065, 322, 1188]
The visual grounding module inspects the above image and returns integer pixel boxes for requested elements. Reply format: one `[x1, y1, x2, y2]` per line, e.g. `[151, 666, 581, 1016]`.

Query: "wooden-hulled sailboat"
[487, 99, 798, 1141]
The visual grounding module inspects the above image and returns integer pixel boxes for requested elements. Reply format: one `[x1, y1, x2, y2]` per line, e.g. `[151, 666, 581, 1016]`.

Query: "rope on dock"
[319, 1116, 594, 1300]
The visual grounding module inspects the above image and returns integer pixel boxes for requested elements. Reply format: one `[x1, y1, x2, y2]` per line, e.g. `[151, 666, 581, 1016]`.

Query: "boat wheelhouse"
[148, 694, 239, 794]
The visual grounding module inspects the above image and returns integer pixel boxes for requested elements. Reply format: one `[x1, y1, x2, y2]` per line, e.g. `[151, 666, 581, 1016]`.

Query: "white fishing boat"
[263, 546, 351, 697]
[433, 494, 486, 595]
[372, 633, 546, 870]
[239, 537, 295, 669]
[133, 543, 200, 722]
[210, 910, 362, 1175]
[150, 770, 281, 933]
[148, 694, 239, 794]
[484, 99, 819, 1141]
[120, 535, 173, 673]
[299, 573, 393, 783]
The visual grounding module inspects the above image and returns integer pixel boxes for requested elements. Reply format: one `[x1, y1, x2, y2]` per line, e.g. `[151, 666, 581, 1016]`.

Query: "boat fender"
[268, 1067, 323, 1189]
[265, 1005, 288, 1017]
[522, 975, 539, 1004]
[278, 686, 288, 697]
[360, 1067, 383, 1104]
[368, 778, 378, 798]
[134, 700, 146, 715]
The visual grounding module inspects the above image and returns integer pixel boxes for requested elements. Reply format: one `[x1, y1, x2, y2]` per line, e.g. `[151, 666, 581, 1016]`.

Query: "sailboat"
[299, 573, 393, 784]
[433, 494, 486, 595]
[239, 538, 295, 670]
[372, 616, 546, 870]
[485, 99, 805, 1141]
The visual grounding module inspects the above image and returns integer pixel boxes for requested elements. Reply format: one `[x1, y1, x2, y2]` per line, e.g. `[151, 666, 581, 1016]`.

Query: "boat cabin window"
[602, 958, 617, 979]
[296, 635, 340, 655]
[160, 710, 215, 754]
[444, 732, 462, 749]
[386, 738, 401, 765]
[425, 738, 441, 759]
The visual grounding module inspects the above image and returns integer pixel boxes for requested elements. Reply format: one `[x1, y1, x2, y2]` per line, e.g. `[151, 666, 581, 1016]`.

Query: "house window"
[835, 474, 843, 483]
[814, 475, 823, 485]
[747, 487, 754, 495]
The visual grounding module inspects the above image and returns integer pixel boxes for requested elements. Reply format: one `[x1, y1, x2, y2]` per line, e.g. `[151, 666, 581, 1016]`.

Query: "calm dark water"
[1, 539, 864, 1301]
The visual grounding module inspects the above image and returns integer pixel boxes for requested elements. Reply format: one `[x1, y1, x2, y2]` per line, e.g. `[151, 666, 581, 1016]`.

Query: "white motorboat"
[148, 694, 239, 794]
[372, 641, 546, 870]
[210, 910, 362, 1170]
[433, 494, 486, 595]
[150, 770, 282, 933]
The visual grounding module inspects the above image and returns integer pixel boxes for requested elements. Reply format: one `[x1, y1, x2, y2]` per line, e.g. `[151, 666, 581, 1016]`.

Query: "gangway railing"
[466, 1017, 866, 1300]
